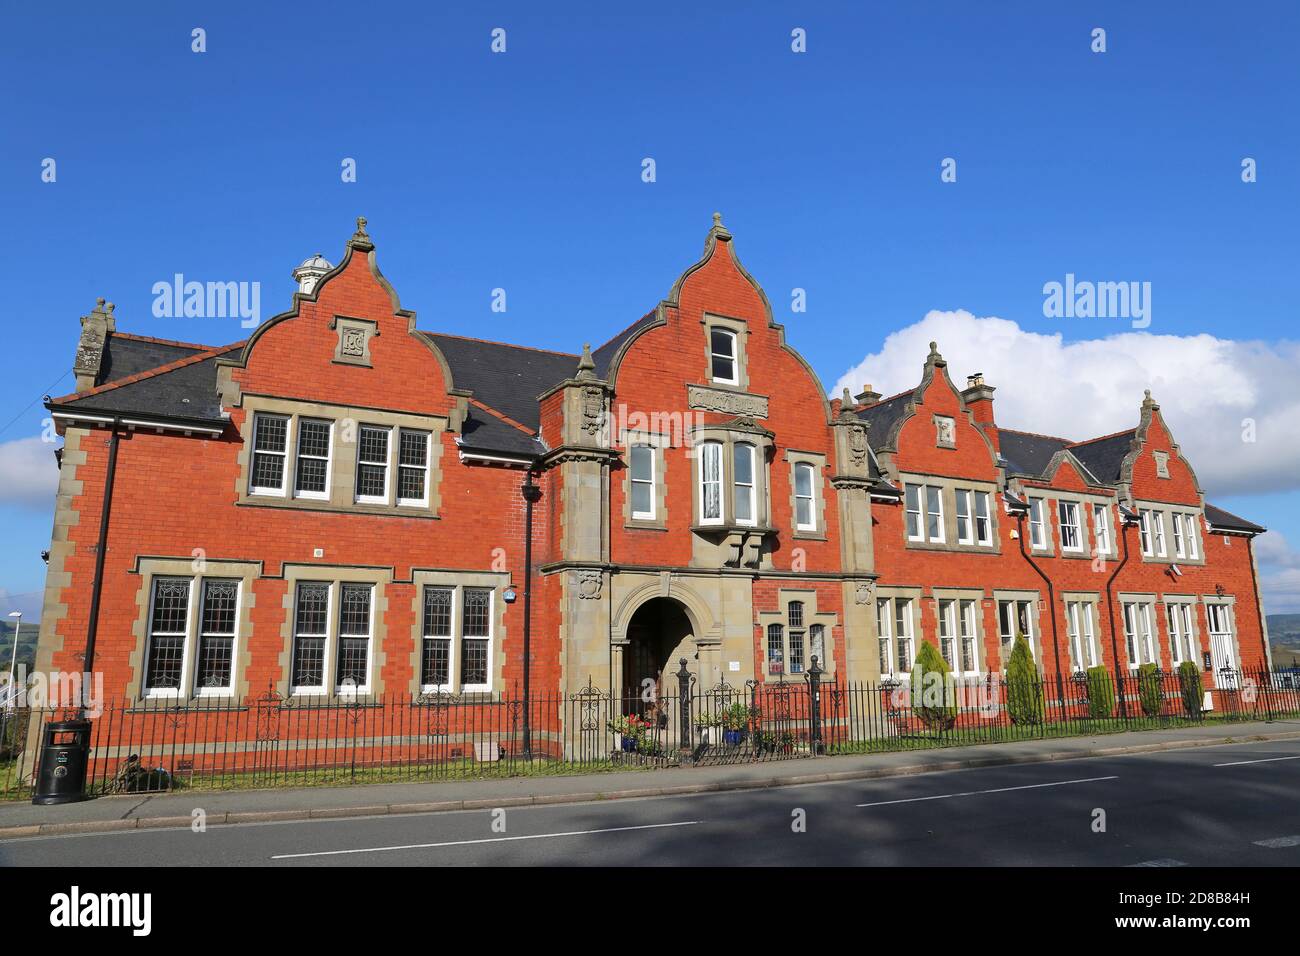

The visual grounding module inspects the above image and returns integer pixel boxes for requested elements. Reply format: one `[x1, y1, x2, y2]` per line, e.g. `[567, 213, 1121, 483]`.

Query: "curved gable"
[1122, 391, 1203, 506]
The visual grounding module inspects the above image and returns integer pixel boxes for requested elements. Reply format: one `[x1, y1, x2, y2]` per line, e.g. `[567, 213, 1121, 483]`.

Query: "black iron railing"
[3, 664, 1297, 799]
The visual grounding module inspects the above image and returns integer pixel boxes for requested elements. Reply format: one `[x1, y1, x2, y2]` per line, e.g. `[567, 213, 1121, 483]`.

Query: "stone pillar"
[73, 299, 116, 392]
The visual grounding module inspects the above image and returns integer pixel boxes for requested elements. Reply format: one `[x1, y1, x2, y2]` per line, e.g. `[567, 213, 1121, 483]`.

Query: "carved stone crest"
[848, 424, 869, 468]
[340, 327, 367, 357]
[580, 385, 605, 436]
[576, 569, 603, 600]
[854, 582, 875, 605]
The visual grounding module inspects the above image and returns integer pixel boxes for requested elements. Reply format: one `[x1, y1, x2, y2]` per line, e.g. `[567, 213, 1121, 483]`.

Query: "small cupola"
[292, 252, 334, 295]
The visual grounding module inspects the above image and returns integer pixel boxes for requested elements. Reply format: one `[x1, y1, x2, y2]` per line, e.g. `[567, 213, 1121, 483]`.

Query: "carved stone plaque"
[687, 384, 768, 419]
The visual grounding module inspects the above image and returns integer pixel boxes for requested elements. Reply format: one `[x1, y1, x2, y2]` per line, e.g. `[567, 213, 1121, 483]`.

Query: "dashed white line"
[855, 775, 1117, 808]
[1214, 754, 1300, 768]
[1253, 835, 1300, 848]
[270, 819, 702, 859]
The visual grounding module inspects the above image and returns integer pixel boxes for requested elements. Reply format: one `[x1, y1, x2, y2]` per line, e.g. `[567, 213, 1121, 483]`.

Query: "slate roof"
[1204, 504, 1267, 534]
[1067, 429, 1137, 484]
[100, 334, 207, 384]
[421, 333, 577, 433]
[51, 340, 243, 426]
[999, 429, 1071, 478]
[458, 404, 546, 458]
[592, 310, 658, 380]
[855, 391, 912, 451]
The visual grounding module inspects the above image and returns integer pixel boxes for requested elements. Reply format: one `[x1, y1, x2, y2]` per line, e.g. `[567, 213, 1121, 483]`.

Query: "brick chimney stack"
[961, 371, 997, 428]
[855, 383, 882, 405]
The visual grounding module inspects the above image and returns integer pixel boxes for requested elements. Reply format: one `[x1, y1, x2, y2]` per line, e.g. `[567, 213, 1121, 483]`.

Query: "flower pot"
[619, 736, 637, 753]
[697, 727, 712, 746]
[723, 728, 745, 747]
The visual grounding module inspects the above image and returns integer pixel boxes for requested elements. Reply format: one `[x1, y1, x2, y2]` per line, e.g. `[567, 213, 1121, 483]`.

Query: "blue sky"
[1, 2, 1298, 616]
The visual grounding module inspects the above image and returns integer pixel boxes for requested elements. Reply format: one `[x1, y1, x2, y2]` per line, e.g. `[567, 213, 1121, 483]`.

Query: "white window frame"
[958, 599, 979, 676]
[709, 328, 738, 386]
[1092, 503, 1112, 556]
[1167, 601, 1196, 667]
[290, 581, 333, 696]
[937, 599, 957, 669]
[630, 444, 656, 521]
[904, 484, 924, 542]
[249, 412, 291, 497]
[334, 583, 374, 695]
[396, 428, 431, 508]
[458, 587, 495, 694]
[878, 597, 914, 679]
[1122, 601, 1157, 669]
[1185, 513, 1200, 559]
[699, 441, 724, 525]
[1172, 511, 1186, 558]
[1066, 601, 1098, 672]
[955, 491, 974, 545]
[925, 485, 945, 544]
[998, 598, 1036, 661]
[293, 417, 333, 501]
[793, 461, 816, 531]
[143, 577, 195, 699]
[733, 442, 757, 527]
[974, 491, 992, 546]
[420, 585, 456, 693]
[355, 424, 393, 506]
[1206, 603, 1238, 680]
[1058, 500, 1083, 552]
[1029, 497, 1047, 549]
[194, 578, 240, 698]
[1138, 509, 1153, 555]
[1150, 510, 1167, 557]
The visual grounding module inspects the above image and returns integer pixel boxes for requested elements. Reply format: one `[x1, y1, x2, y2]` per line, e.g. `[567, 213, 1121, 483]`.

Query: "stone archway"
[621, 597, 694, 716]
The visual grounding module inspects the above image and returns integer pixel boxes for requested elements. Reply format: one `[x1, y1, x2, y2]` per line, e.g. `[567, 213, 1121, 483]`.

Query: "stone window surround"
[930, 587, 985, 675]
[785, 449, 828, 540]
[1116, 591, 1159, 669]
[407, 569, 510, 699]
[1133, 499, 1206, 567]
[874, 586, 923, 680]
[235, 394, 447, 519]
[690, 424, 773, 531]
[1023, 488, 1115, 560]
[701, 312, 750, 392]
[1162, 593, 1202, 667]
[992, 588, 1043, 667]
[127, 558, 260, 703]
[756, 589, 838, 678]
[277, 564, 391, 701]
[899, 473, 1001, 555]
[620, 429, 670, 530]
[1059, 591, 1102, 673]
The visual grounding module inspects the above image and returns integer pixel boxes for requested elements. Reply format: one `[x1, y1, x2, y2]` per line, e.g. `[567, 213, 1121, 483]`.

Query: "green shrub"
[1086, 666, 1115, 719]
[1138, 662, 1163, 717]
[1005, 634, 1043, 726]
[911, 640, 957, 733]
[1178, 660, 1204, 718]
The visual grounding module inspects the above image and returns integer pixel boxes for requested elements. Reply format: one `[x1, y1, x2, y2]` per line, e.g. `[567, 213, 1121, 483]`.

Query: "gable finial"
[840, 387, 856, 420]
[576, 342, 596, 380]
[706, 210, 731, 248]
[348, 216, 374, 250]
[927, 340, 946, 367]
[1142, 388, 1157, 410]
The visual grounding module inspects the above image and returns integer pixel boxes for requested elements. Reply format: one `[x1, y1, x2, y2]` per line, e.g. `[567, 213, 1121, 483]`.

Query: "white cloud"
[832, 310, 1300, 498]
[1257, 531, 1300, 615]
[0, 436, 60, 509]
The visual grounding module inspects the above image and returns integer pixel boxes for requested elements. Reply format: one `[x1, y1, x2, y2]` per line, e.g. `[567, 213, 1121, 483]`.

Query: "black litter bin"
[32, 718, 92, 805]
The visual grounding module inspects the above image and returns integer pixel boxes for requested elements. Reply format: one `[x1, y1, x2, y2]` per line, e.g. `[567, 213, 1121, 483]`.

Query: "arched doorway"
[622, 597, 694, 716]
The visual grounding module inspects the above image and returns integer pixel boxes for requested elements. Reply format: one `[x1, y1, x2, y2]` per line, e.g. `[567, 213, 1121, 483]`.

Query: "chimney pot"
[967, 372, 985, 388]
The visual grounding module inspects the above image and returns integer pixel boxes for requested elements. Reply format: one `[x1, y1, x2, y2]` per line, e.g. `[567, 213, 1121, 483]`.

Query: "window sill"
[625, 520, 668, 532]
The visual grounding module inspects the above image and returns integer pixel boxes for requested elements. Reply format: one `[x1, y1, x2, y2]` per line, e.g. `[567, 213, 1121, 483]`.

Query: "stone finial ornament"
[348, 216, 374, 250]
[576, 342, 596, 380]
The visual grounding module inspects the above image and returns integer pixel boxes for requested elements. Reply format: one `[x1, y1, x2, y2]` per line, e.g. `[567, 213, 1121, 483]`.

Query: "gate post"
[676, 658, 692, 755]
[807, 656, 824, 755]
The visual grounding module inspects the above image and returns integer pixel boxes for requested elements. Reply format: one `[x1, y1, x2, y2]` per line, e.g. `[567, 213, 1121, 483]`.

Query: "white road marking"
[1129, 859, 1187, 867]
[270, 819, 702, 859]
[855, 775, 1117, 808]
[1214, 754, 1300, 768]
[1253, 835, 1300, 848]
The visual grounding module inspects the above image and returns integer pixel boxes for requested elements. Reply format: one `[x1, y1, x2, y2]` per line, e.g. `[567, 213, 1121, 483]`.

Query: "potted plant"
[721, 702, 750, 746]
[607, 714, 646, 752]
[779, 730, 796, 754]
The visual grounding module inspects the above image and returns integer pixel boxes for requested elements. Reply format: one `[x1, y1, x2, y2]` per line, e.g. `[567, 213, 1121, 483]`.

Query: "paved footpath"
[2, 719, 1297, 840]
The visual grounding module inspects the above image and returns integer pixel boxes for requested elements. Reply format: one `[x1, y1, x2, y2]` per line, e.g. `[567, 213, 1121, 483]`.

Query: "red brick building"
[35, 215, 1271, 719]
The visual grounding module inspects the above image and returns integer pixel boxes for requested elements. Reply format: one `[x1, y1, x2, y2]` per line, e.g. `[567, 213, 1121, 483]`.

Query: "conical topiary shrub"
[1086, 666, 1115, 719]
[1005, 634, 1043, 726]
[911, 640, 958, 734]
[1178, 660, 1204, 718]
[1138, 662, 1163, 717]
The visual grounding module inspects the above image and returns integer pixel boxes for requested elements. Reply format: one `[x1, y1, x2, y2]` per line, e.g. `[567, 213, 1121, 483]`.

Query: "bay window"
[733, 442, 756, 526]
[699, 441, 723, 524]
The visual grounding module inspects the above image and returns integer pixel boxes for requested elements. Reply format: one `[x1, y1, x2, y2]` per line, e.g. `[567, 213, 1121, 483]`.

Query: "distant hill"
[0, 620, 38, 676]
[1269, 614, 1300, 667]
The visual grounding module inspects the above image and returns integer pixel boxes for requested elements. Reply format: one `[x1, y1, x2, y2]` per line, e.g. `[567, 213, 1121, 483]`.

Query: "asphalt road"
[3, 738, 1299, 866]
